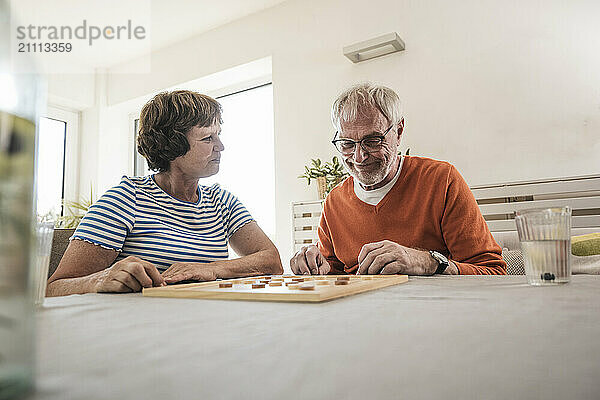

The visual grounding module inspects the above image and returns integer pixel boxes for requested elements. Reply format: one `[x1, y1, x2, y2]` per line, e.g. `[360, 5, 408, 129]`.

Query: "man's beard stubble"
[344, 155, 396, 187]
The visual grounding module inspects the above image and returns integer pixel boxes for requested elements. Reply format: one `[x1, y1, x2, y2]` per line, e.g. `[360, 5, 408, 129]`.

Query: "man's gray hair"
[331, 83, 403, 132]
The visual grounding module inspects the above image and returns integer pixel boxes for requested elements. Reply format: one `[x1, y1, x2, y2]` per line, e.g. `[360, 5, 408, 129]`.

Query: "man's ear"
[396, 118, 405, 138]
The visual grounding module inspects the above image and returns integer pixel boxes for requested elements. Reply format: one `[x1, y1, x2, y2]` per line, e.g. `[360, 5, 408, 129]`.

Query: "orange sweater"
[317, 156, 506, 275]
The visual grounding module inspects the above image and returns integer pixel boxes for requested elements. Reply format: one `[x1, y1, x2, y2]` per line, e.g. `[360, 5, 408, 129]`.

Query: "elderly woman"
[47, 90, 282, 296]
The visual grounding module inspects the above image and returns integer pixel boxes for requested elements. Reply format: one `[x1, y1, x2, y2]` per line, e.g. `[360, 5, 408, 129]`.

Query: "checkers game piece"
[252, 283, 266, 289]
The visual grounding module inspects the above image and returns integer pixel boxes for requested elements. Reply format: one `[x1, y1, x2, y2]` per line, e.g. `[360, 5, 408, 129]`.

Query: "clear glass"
[31, 221, 54, 306]
[515, 207, 572, 285]
[0, 0, 43, 397]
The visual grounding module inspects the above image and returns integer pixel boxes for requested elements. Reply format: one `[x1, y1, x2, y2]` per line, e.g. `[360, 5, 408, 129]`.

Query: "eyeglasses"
[331, 125, 395, 155]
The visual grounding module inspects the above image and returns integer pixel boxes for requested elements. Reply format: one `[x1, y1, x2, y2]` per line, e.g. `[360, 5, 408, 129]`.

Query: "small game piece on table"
[219, 282, 233, 288]
[252, 283, 265, 289]
[298, 283, 315, 291]
[269, 282, 282, 287]
[292, 278, 304, 282]
[335, 280, 350, 285]
[337, 276, 350, 281]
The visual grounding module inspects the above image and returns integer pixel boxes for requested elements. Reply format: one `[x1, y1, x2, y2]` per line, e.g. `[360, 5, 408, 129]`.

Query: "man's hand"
[290, 245, 331, 275]
[94, 256, 165, 293]
[356, 240, 438, 275]
[161, 262, 218, 284]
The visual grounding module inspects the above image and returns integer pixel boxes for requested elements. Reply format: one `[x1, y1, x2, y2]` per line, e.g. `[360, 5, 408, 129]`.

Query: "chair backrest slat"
[291, 200, 324, 252]
[473, 174, 600, 234]
[471, 175, 600, 199]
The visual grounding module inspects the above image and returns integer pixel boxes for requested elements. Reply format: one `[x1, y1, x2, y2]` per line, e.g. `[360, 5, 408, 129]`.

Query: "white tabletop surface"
[30, 275, 600, 400]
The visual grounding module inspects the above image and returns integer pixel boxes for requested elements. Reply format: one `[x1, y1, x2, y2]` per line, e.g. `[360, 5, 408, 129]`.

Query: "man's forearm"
[451, 261, 506, 275]
[213, 248, 283, 279]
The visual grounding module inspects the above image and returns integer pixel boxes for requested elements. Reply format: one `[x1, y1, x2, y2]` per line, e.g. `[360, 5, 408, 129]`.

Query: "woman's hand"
[94, 256, 165, 292]
[161, 262, 219, 284]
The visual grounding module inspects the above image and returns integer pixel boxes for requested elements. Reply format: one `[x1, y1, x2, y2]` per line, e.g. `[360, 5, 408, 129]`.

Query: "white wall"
[47, 73, 95, 110]
[53, 0, 600, 264]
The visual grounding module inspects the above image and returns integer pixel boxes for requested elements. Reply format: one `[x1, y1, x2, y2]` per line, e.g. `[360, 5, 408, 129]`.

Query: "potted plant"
[299, 156, 349, 199]
[55, 187, 95, 229]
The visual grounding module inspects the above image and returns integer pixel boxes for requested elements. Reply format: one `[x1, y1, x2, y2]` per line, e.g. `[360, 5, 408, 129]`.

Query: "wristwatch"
[429, 250, 449, 274]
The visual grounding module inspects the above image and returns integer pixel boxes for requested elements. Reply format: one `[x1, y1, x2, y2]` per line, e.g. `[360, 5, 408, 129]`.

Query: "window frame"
[130, 78, 273, 177]
[42, 105, 80, 212]
[132, 117, 145, 176]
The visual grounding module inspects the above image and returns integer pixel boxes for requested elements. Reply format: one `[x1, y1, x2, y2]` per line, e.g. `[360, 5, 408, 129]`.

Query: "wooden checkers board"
[142, 275, 409, 303]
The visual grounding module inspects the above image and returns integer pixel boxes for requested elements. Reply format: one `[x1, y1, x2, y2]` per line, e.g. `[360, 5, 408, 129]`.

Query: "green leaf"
[299, 155, 349, 192]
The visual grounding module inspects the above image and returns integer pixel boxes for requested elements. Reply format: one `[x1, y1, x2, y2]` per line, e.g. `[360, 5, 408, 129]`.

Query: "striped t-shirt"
[72, 175, 254, 271]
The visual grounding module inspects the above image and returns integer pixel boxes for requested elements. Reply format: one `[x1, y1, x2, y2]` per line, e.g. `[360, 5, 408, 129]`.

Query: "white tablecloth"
[31, 276, 600, 400]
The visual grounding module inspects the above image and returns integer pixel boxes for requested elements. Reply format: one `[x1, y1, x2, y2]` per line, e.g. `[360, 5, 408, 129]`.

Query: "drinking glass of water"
[31, 221, 55, 306]
[515, 207, 572, 285]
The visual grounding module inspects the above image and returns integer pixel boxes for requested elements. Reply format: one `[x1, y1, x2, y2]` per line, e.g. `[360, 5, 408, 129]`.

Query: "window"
[132, 83, 275, 239]
[36, 117, 66, 217]
[36, 107, 79, 219]
[211, 83, 275, 239]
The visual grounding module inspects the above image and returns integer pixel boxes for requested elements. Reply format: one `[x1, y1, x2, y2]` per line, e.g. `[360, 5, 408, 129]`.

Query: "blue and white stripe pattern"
[72, 175, 254, 270]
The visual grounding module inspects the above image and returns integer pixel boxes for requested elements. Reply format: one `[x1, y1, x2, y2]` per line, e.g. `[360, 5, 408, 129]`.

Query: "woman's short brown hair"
[137, 90, 222, 172]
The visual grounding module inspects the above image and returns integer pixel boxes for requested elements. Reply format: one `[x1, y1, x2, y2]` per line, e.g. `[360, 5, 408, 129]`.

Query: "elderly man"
[291, 83, 506, 276]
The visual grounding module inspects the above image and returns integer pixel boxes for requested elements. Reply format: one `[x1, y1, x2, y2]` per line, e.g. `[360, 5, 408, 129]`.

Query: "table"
[31, 276, 600, 400]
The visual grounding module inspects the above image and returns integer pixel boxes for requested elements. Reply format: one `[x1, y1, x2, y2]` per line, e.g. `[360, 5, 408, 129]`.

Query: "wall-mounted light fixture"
[343, 32, 405, 63]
